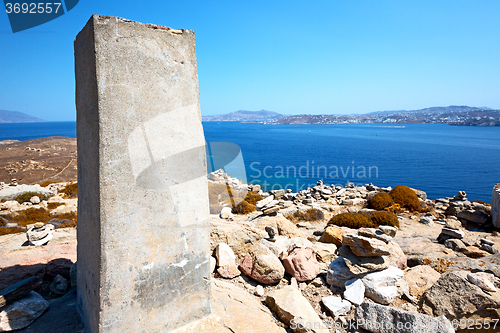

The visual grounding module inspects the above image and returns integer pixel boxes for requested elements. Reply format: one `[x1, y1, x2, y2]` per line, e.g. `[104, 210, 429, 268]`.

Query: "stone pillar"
[75, 15, 210, 333]
[493, 184, 500, 229]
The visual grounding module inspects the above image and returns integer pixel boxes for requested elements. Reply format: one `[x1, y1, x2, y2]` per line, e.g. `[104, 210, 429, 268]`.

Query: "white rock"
[29, 196, 41, 204]
[0, 291, 49, 331]
[210, 256, 217, 273]
[254, 285, 265, 297]
[362, 266, 404, 305]
[467, 272, 497, 292]
[322, 296, 351, 316]
[440, 227, 465, 239]
[343, 278, 365, 306]
[215, 243, 236, 268]
[220, 207, 233, 219]
[256, 195, 274, 210]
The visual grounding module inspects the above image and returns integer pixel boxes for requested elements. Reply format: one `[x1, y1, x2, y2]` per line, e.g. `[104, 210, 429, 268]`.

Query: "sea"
[1, 121, 499, 202]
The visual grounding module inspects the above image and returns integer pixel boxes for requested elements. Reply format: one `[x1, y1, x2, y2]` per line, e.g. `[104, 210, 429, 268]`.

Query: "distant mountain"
[0, 110, 45, 123]
[267, 105, 500, 126]
[202, 110, 287, 122]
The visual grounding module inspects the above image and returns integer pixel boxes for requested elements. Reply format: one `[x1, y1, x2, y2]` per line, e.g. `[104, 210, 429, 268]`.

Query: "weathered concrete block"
[75, 15, 210, 333]
[493, 185, 500, 229]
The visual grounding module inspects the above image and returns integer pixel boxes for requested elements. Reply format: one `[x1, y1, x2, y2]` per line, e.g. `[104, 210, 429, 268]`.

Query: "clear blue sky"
[1, 0, 500, 121]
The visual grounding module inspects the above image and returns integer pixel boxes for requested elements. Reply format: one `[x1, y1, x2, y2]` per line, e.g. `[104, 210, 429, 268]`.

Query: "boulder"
[361, 266, 404, 305]
[385, 240, 407, 270]
[239, 243, 285, 284]
[343, 234, 392, 257]
[343, 278, 365, 306]
[0, 291, 49, 331]
[220, 207, 233, 219]
[355, 302, 454, 333]
[421, 270, 500, 320]
[312, 242, 337, 264]
[379, 225, 397, 238]
[49, 274, 68, 295]
[319, 226, 345, 247]
[256, 195, 275, 210]
[260, 236, 313, 259]
[326, 257, 356, 288]
[445, 217, 462, 230]
[215, 243, 240, 279]
[457, 209, 489, 225]
[419, 216, 434, 226]
[462, 246, 491, 259]
[321, 296, 351, 317]
[266, 285, 329, 333]
[338, 246, 389, 275]
[444, 239, 466, 252]
[357, 228, 392, 243]
[467, 272, 497, 292]
[0, 185, 52, 201]
[282, 246, 319, 282]
[0, 276, 42, 308]
[440, 227, 464, 239]
[402, 265, 441, 298]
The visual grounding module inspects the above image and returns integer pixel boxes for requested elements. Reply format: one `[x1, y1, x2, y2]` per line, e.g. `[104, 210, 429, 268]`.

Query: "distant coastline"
[0, 110, 46, 123]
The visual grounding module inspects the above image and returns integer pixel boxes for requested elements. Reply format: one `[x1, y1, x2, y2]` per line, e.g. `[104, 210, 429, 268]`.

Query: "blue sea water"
[1, 121, 499, 202]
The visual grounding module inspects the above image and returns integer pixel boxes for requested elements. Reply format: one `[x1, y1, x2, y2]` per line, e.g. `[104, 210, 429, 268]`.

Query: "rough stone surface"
[343, 278, 365, 305]
[467, 272, 497, 292]
[326, 256, 356, 287]
[215, 243, 240, 278]
[75, 15, 210, 332]
[457, 209, 489, 224]
[0, 277, 42, 309]
[379, 225, 397, 238]
[493, 185, 500, 229]
[282, 246, 319, 282]
[343, 234, 391, 257]
[0, 291, 49, 331]
[239, 243, 285, 284]
[312, 242, 337, 264]
[402, 265, 441, 297]
[355, 302, 454, 333]
[361, 266, 404, 305]
[321, 296, 351, 316]
[421, 270, 500, 320]
[319, 226, 345, 247]
[338, 246, 389, 275]
[266, 285, 329, 333]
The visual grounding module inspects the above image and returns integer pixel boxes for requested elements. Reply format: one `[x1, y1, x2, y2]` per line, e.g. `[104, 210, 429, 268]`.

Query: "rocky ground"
[0, 137, 77, 185]
[0, 169, 499, 332]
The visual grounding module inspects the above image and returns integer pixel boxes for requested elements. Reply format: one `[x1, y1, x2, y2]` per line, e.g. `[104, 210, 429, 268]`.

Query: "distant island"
[265, 106, 500, 126]
[202, 110, 287, 122]
[0, 110, 45, 123]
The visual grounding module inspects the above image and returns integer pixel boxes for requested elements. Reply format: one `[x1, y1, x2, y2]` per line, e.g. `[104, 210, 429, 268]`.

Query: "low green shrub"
[370, 192, 393, 210]
[328, 213, 376, 229]
[390, 185, 421, 212]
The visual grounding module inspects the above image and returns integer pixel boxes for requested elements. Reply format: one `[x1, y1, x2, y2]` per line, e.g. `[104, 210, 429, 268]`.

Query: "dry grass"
[47, 202, 64, 209]
[328, 212, 376, 229]
[14, 191, 50, 204]
[60, 183, 78, 198]
[1, 208, 77, 230]
[286, 208, 325, 223]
